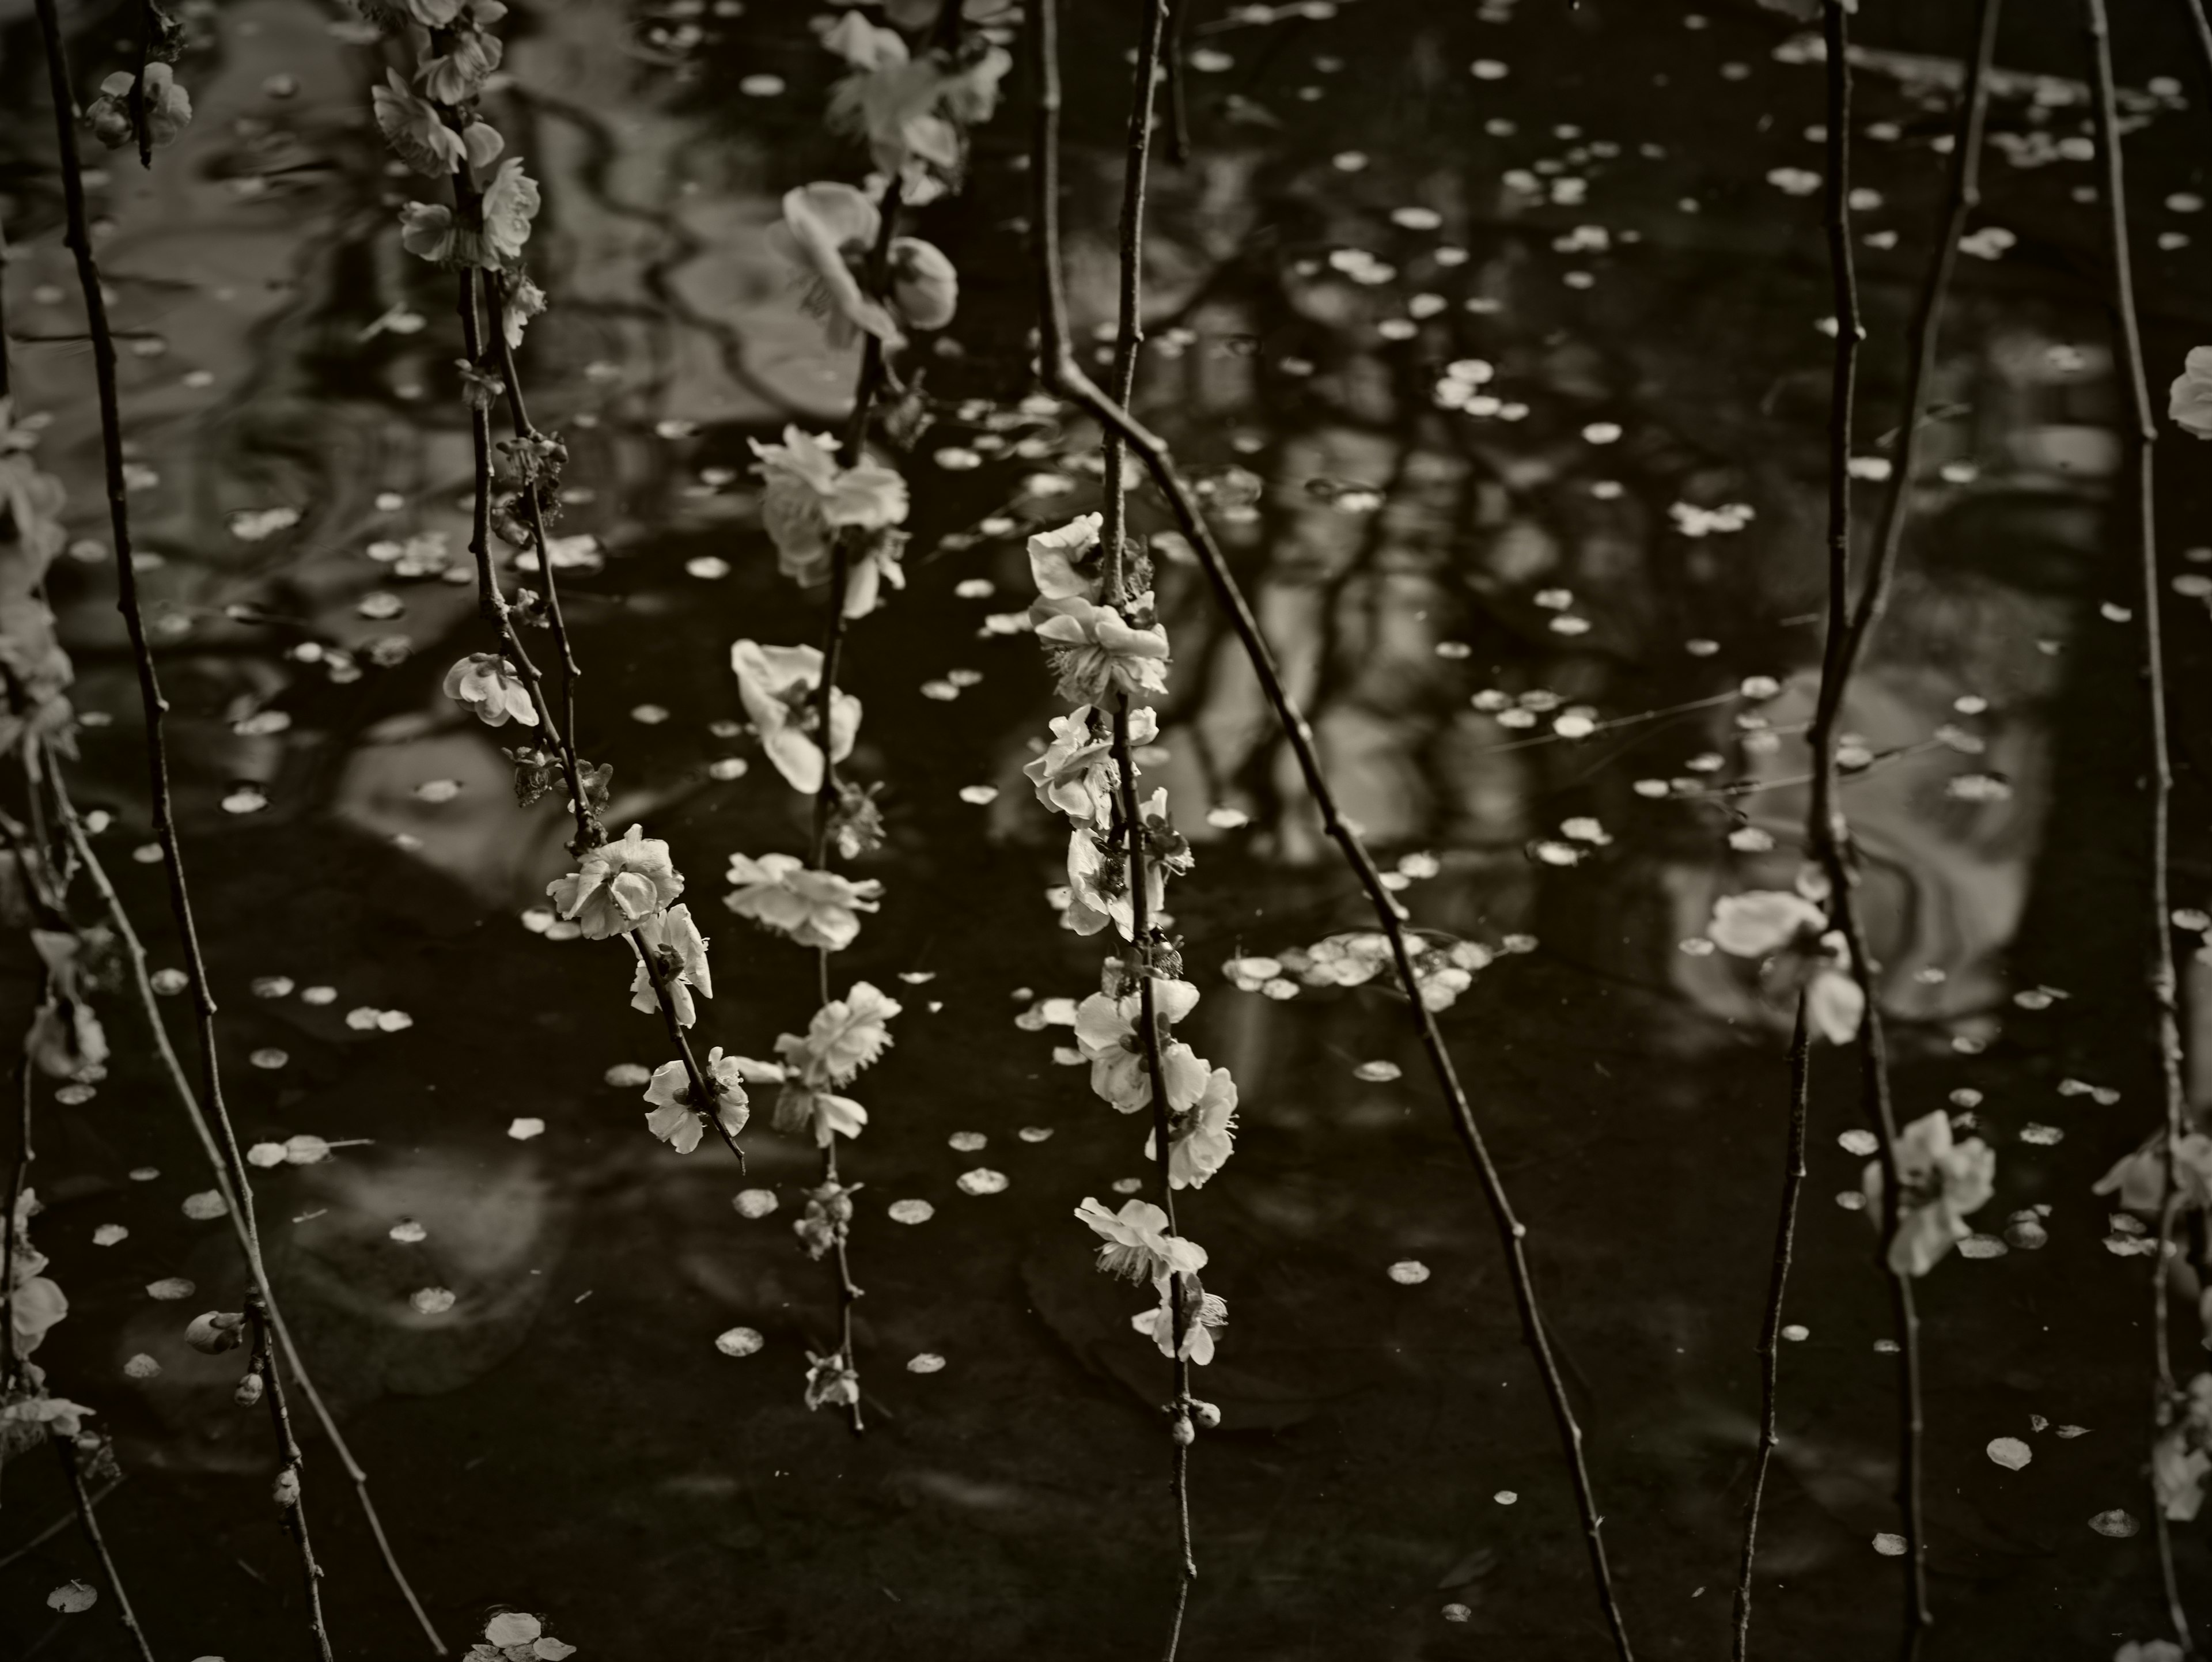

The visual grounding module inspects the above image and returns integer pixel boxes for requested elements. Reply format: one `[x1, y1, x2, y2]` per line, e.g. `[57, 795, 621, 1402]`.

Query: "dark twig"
[1098, 6, 1195, 1650]
[1164, 0, 1191, 165]
[56, 1437, 156, 1662]
[1827, 0, 2001, 697]
[1800, 6, 1928, 1652]
[1731, 997, 1812, 1662]
[29, 10, 340, 1656]
[2086, 2, 2196, 1650]
[247, 1294, 334, 1662]
[0, 1475, 126, 1572]
[1027, 4, 1633, 1654]
[48, 775, 446, 1654]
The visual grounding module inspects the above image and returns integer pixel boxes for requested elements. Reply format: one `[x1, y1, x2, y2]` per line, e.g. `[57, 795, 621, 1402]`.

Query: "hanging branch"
[56, 1434, 157, 1662]
[1099, 4, 1195, 1651]
[1024, 3, 1633, 1654]
[2085, 2, 2197, 1650]
[47, 773, 448, 1652]
[1730, 997, 1811, 1662]
[1798, 8, 1931, 1653]
[28, 8, 341, 1654]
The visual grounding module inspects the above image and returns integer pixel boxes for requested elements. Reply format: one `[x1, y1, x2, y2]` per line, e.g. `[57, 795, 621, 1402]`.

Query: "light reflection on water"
[2, 0, 2209, 1656]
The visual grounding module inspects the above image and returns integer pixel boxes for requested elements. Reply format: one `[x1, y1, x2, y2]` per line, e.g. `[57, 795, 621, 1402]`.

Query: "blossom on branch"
[731, 640, 861, 794]
[1072, 978, 1201, 1110]
[777, 982, 902, 1088]
[1037, 600, 1171, 703]
[442, 652, 535, 726]
[629, 903, 713, 1027]
[641, 1047, 752, 1154]
[88, 64, 192, 152]
[546, 823, 683, 940]
[2171, 346, 2212, 438]
[1075, 1196, 1207, 1282]
[1861, 1110, 1995, 1277]
[782, 183, 903, 349]
[823, 13, 1009, 203]
[1150, 1062, 1239, 1190]
[1131, 1274, 1229, 1365]
[724, 853, 883, 952]
[751, 426, 909, 592]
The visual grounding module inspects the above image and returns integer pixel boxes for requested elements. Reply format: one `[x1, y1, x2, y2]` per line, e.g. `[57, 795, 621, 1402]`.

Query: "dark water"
[1, 0, 2210, 1656]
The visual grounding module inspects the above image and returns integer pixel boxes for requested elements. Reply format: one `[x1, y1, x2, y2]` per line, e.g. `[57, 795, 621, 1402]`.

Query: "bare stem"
[248, 1294, 334, 1662]
[1025, 3, 1630, 1653]
[56, 1436, 156, 1662]
[2085, 1, 2196, 1650]
[1731, 997, 1812, 1661]
[28, 10, 349, 1655]
[51, 776, 449, 1655]
[1800, 6, 1929, 1653]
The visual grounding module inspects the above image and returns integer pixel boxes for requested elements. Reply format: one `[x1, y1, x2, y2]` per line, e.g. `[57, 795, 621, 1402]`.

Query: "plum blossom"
[1706, 888, 1862, 1043]
[1707, 890, 1825, 956]
[1075, 1196, 1207, 1282]
[1027, 513, 1103, 626]
[888, 237, 958, 331]
[724, 853, 883, 952]
[778, 982, 902, 1087]
[774, 1082, 869, 1147]
[2094, 1131, 2212, 1214]
[2153, 1374, 2212, 1521]
[823, 14, 1010, 203]
[1072, 979, 1202, 1110]
[417, 24, 502, 104]
[1862, 1110, 1995, 1276]
[1131, 1274, 1229, 1365]
[782, 183, 903, 349]
[732, 640, 861, 794]
[2171, 346, 2212, 438]
[546, 824, 683, 940]
[1037, 600, 1171, 703]
[629, 903, 713, 1027]
[804, 1349, 861, 1413]
[6, 1191, 66, 1358]
[750, 427, 910, 607]
[641, 1047, 753, 1154]
[373, 69, 501, 176]
[89, 64, 192, 151]
[1024, 705, 1156, 826]
[481, 158, 541, 264]
[442, 653, 536, 726]
[1150, 1063, 1239, 1190]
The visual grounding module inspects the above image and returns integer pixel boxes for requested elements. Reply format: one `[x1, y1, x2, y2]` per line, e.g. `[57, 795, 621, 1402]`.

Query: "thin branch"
[51, 778, 448, 1656]
[1025, 5, 1633, 1654]
[247, 1294, 334, 1662]
[1801, 5, 1928, 1653]
[2086, 2, 2196, 1651]
[1731, 997, 1811, 1662]
[0, 1474, 126, 1573]
[1821, 0, 2002, 706]
[28, 11, 342, 1655]
[1164, 0, 1191, 165]
[56, 1437, 156, 1662]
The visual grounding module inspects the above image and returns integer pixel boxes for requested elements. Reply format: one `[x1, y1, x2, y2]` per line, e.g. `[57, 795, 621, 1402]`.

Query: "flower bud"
[1191, 1399, 1221, 1431]
[234, 1371, 266, 1409]
[185, 1311, 247, 1354]
[272, 1467, 301, 1508]
[1169, 1411, 1195, 1447]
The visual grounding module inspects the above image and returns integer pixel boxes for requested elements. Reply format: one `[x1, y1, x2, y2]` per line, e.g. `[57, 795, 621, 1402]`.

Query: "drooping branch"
[28, 8, 338, 1653]
[56, 1434, 157, 1662]
[1025, 4, 1633, 1654]
[2085, 2, 2196, 1650]
[1798, 8, 1930, 1654]
[1730, 997, 1811, 1662]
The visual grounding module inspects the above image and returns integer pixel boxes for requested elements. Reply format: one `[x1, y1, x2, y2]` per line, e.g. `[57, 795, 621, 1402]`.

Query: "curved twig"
[1730, 996, 1811, 1661]
[29, 8, 338, 1653]
[1026, 2, 1631, 1656]
[1800, 8, 1930, 1654]
[2087, 1, 2196, 1650]
[56, 1436, 156, 1662]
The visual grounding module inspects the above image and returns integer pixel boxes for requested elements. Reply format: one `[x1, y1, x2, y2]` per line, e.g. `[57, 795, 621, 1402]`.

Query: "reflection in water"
[1, 0, 2207, 1656]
